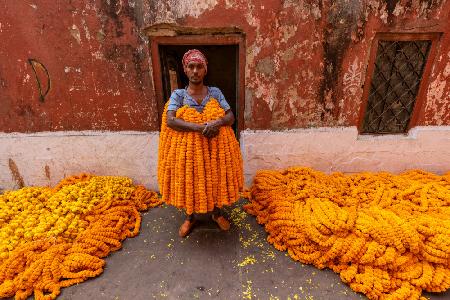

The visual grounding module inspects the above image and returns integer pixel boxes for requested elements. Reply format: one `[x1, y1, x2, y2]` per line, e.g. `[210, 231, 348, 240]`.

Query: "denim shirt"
[167, 86, 231, 112]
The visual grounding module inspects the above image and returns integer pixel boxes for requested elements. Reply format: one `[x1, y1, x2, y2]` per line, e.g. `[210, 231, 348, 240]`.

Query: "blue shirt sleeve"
[210, 87, 231, 111]
[167, 89, 184, 111]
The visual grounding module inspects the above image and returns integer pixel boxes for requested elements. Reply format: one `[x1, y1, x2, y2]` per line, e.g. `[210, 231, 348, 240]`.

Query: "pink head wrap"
[182, 49, 208, 71]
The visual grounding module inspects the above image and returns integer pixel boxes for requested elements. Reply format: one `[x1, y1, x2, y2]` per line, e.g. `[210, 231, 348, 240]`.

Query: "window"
[359, 33, 440, 134]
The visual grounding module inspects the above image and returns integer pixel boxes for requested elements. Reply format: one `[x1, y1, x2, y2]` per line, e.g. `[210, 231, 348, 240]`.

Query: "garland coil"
[244, 167, 450, 300]
[0, 174, 161, 300]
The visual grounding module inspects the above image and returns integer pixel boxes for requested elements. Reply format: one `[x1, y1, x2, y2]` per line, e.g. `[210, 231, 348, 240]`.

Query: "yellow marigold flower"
[0, 175, 161, 299]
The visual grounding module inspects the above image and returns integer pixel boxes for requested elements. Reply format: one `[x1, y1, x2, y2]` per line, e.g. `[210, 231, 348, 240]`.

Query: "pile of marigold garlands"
[244, 167, 450, 300]
[0, 174, 161, 300]
[158, 99, 243, 214]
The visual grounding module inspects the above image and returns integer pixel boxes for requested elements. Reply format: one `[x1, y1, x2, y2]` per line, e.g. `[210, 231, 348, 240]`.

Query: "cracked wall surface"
[146, 0, 449, 129]
[0, 0, 449, 132]
[0, 1, 158, 132]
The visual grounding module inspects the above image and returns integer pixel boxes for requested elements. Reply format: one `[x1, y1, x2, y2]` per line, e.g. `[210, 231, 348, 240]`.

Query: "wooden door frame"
[149, 34, 246, 134]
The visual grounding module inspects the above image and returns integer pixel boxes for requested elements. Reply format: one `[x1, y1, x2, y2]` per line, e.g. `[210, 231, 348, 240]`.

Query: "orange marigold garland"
[158, 99, 244, 214]
[185, 131, 195, 214]
[244, 167, 450, 300]
[0, 175, 161, 300]
[202, 136, 214, 212]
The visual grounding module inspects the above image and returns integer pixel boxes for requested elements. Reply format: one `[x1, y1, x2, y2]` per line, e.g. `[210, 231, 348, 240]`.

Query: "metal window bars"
[362, 40, 431, 134]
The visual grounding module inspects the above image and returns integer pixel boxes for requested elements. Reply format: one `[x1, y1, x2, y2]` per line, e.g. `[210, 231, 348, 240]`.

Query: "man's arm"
[217, 109, 235, 126]
[203, 109, 235, 138]
[166, 110, 205, 132]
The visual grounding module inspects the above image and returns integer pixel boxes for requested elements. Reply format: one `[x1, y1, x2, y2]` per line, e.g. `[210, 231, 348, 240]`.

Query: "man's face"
[184, 61, 206, 84]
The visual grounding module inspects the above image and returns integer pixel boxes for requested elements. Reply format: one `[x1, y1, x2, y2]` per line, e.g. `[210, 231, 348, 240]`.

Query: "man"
[166, 49, 235, 237]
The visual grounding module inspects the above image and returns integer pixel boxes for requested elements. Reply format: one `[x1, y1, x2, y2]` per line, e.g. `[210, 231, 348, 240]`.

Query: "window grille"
[361, 40, 431, 134]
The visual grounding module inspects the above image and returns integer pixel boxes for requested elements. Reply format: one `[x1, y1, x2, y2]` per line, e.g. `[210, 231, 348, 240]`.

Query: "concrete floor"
[56, 200, 449, 300]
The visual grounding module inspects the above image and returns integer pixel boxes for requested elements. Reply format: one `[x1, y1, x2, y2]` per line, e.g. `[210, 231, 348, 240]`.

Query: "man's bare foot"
[211, 215, 230, 231]
[179, 219, 196, 237]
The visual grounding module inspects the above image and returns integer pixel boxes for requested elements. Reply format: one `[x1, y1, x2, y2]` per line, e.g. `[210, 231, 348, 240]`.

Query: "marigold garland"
[158, 99, 244, 214]
[244, 167, 450, 300]
[0, 174, 161, 300]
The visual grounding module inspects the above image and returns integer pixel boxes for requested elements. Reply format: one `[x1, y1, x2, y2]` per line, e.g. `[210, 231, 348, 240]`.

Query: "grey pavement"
[57, 200, 449, 300]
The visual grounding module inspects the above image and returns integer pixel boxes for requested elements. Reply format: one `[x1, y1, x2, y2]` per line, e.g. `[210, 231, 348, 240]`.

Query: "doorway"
[150, 34, 245, 137]
[159, 45, 238, 133]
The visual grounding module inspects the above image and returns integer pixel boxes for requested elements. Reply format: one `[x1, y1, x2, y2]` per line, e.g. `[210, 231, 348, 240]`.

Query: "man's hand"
[168, 109, 234, 137]
[167, 110, 206, 133]
[202, 120, 222, 138]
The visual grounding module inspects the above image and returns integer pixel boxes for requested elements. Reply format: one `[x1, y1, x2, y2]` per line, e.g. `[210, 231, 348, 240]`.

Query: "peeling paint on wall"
[319, 0, 364, 123]
[0, 0, 159, 132]
[343, 57, 363, 97]
[148, 0, 219, 24]
[69, 24, 82, 44]
[425, 53, 450, 125]
[0, 0, 449, 133]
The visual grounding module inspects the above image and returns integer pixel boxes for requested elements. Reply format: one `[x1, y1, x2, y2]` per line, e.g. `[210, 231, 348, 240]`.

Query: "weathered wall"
[0, 1, 158, 132]
[1, 1, 450, 190]
[241, 126, 450, 186]
[1, 126, 449, 191]
[1, 1, 449, 133]
[147, 0, 450, 129]
[0, 131, 159, 190]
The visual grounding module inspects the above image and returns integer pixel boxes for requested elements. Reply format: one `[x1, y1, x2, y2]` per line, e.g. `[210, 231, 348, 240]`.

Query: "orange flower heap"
[158, 99, 244, 215]
[0, 174, 161, 300]
[244, 167, 450, 300]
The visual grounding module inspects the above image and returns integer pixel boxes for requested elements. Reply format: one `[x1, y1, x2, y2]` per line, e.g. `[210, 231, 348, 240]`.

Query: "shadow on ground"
[58, 200, 450, 300]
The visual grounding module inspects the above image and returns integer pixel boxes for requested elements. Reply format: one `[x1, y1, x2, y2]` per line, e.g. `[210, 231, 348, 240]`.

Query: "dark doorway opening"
[159, 45, 238, 134]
